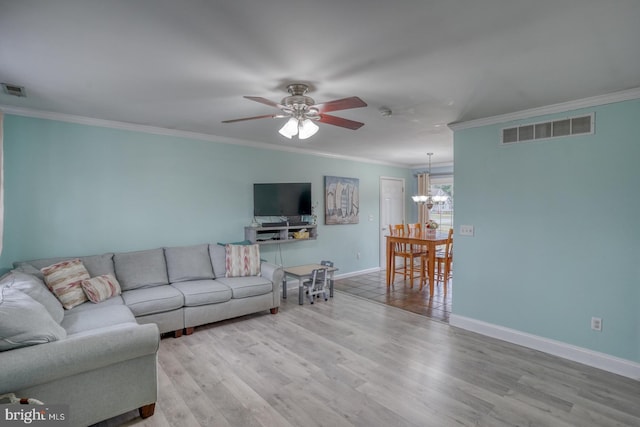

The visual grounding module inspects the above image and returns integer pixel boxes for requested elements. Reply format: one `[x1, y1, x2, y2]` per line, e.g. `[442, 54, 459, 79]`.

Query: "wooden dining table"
[385, 231, 449, 295]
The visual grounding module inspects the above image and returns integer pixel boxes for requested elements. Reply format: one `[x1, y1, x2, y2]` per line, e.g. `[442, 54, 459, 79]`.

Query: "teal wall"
[453, 98, 640, 362]
[1, 114, 413, 274]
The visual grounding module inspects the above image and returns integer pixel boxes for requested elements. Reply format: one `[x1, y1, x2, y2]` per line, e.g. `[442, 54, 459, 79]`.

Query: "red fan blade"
[244, 96, 284, 109]
[315, 96, 367, 113]
[222, 114, 282, 123]
[318, 114, 365, 130]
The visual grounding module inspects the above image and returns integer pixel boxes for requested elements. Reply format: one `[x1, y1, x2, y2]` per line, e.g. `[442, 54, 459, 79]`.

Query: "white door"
[379, 177, 405, 268]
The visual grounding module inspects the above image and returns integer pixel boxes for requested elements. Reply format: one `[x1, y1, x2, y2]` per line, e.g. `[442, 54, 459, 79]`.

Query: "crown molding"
[0, 104, 410, 168]
[448, 87, 640, 131]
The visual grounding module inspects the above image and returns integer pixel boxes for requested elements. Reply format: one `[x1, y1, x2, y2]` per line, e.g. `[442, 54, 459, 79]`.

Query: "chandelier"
[412, 152, 434, 210]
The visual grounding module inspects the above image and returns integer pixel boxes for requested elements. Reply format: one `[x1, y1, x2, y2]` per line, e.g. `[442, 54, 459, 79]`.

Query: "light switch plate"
[460, 225, 474, 236]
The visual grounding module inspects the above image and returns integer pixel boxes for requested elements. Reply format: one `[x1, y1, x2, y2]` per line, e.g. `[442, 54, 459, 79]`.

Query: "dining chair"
[407, 223, 427, 254]
[389, 224, 421, 287]
[407, 222, 429, 283]
[435, 228, 454, 293]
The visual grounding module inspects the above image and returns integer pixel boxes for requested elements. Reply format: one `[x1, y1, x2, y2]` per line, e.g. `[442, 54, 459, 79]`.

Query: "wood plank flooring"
[95, 292, 640, 427]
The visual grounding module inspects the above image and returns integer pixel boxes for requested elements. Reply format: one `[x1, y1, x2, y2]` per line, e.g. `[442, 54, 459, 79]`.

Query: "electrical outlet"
[591, 317, 602, 331]
[460, 225, 474, 236]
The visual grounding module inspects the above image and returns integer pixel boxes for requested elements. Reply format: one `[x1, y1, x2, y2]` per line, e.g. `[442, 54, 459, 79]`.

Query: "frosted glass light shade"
[298, 119, 319, 139]
[279, 117, 299, 139]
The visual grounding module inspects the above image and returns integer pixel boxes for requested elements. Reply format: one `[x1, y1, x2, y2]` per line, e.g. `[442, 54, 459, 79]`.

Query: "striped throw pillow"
[81, 274, 122, 303]
[41, 259, 90, 309]
[225, 244, 261, 277]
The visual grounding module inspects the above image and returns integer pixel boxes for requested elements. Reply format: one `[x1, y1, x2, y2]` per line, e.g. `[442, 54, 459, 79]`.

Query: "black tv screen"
[253, 183, 312, 217]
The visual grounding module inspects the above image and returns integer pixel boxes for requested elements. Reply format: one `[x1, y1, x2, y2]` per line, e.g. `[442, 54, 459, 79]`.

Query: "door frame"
[379, 176, 405, 268]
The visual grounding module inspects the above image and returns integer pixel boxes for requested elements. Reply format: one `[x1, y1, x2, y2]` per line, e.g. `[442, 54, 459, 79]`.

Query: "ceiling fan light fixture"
[224, 83, 366, 139]
[298, 119, 319, 140]
[278, 117, 299, 139]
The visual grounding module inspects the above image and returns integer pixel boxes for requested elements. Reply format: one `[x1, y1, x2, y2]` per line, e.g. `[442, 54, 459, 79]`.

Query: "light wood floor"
[96, 292, 640, 427]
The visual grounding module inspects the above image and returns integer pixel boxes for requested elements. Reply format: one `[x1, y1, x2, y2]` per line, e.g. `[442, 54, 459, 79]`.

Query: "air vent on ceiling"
[501, 113, 594, 144]
[1, 83, 26, 97]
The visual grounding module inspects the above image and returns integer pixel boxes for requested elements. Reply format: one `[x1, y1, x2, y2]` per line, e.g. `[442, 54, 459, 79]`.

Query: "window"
[429, 175, 453, 231]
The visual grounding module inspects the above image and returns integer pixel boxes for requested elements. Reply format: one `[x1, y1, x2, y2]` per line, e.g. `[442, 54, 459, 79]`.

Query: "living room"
[1, 1, 639, 426]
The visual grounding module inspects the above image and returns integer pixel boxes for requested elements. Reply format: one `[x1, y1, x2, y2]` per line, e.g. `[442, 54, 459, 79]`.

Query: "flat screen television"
[253, 182, 312, 217]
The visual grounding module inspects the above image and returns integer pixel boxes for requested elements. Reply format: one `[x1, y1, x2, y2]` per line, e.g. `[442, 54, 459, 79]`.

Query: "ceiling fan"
[222, 83, 367, 139]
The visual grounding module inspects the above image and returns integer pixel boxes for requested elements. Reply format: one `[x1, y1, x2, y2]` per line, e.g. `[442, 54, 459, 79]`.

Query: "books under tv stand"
[244, 224, 317, 245]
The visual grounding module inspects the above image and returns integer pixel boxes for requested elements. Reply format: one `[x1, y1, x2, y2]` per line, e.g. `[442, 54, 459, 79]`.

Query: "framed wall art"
[324, 176, 359, 225]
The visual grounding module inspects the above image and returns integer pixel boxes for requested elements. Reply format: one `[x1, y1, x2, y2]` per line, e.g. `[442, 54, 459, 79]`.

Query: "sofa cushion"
[68, 295, 124, 313]
[81, 274, 122, 303]
[214, 276, 274, 299]
[209, 244, 226, 278]
[80, 253, 116, 277]
[164, 244, 215, 283]
[225, 244, 261, 277]
[0, 271, 64, 324]
[114, 248, 169, 291]
[0, 287, 67, 351]
[41, 259, 90, 309]
[61, 304, 136, 335]
[14, 253, 116, 279]
[171, 280, 232, 306]
[122, 285, 184, 316]
[10, 263, 44, 279]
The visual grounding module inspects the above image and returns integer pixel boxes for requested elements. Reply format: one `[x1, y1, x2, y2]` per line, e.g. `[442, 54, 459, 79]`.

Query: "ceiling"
[1, 1, 639, 167]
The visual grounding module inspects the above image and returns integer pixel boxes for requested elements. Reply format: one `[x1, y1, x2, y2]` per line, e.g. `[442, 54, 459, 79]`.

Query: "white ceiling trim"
[0, 105, 409, 168]
[448, 87, 640, 131]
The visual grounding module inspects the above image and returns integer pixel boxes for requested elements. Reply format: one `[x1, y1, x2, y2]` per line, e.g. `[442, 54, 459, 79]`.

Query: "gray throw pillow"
[0, 271, 64, 324]
[0, 287, 67, 351]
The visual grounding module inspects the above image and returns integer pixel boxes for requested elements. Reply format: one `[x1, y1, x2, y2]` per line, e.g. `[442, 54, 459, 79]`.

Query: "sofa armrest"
[0, 322, 159, 394]
[261, 261, 283, 302]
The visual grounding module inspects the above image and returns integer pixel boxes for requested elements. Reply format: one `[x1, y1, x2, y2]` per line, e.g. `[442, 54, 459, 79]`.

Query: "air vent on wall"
[1, 83, 26, 97]
[501, 113, 594, 144]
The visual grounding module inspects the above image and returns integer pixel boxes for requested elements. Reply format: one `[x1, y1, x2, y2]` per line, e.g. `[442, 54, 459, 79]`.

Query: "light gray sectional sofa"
[0, 243, 283, 426]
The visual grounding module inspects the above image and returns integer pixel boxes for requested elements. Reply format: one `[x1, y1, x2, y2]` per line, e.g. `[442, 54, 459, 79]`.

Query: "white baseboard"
[334, 267, 381, 280]
[450, 314, 640, 380]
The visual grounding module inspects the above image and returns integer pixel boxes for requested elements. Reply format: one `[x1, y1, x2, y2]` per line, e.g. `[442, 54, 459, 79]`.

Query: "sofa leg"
[270, 307, 279, 314]
[185, 327, 194, 335]
[174, 329, 183, 338]
[139, 403, 155, 419]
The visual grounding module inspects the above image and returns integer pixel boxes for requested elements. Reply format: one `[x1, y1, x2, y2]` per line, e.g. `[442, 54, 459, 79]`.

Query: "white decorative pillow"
[81, 274, 122, 303]
[0, 287, 67, 351]
[225, 244, 261, 277]
[41, 259, 90, 309]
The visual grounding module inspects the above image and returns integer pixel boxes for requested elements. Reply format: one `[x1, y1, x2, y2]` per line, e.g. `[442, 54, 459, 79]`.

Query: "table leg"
[329, 273, 334, 298]
[282, 277, 287, 299]
[385, 239, 392, 287]
[298, 280, 304, 305]
[427, 249, 436, 296]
